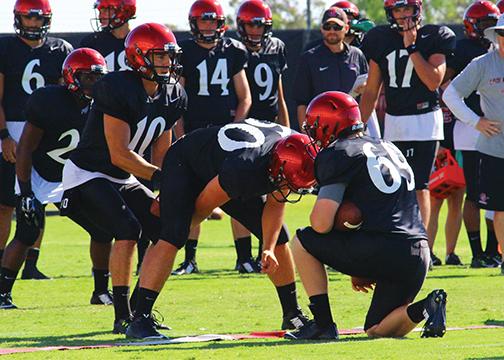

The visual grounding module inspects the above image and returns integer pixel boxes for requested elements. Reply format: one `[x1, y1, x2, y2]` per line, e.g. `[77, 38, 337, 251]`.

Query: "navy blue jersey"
[446, 38, 487, 117]
[0, 35, 73, 122]
[70, 71, 187, 179]
[179, 37, 248, 130]
[179, 119, 293, 199]
[245, 37, 287, 121]
[293, 43, 368, 106]
[25, 85, 88, 182]
[79, 31, 130, 72]
[315, 135, 426, 239]
[361, 24, 455, 116]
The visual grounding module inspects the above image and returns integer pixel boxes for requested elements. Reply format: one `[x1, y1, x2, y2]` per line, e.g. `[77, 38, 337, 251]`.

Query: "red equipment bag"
[429, 149, 466, 199]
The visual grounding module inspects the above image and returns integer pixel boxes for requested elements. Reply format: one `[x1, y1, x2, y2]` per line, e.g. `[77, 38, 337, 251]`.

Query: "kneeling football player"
[126, 121, 316, 339]
[285, 92, 447, 340]
[0, 48, 113, 309]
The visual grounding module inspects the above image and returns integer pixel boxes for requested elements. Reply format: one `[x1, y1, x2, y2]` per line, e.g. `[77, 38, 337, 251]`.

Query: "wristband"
[0, 128, 10, 140]
[406, 43, 418, 55]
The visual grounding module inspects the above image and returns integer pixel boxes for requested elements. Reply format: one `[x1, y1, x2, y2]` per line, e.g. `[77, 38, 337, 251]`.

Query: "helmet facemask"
[14, 11, 51, 40]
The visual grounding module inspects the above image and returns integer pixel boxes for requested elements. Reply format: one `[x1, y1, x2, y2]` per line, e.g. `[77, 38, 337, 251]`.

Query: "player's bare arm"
[232, 69, 252, 121]
[191, 175, 231, 228]
[151, 130, 172, 168]
[359, 60, 383, 122]
[277, 76, 290, 127]
[310, 198, 339, 234]
[15, 123, 43, 190]
[0, 73, 16, 163]
[260, 193, 285, 274]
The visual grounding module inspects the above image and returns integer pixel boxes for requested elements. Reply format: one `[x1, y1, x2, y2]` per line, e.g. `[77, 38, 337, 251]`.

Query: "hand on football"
[351, 276, 375, 293]
[476, 118, 501, 137]
[1, 137, 17, 163]
[402, 18, 417, 48]
[261, 249, 279, 274]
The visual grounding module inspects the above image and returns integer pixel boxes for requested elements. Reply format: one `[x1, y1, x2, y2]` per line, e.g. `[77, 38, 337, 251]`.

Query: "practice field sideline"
[1, 198, 503, 359]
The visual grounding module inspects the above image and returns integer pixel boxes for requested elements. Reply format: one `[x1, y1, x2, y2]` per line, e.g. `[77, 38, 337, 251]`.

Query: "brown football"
[334, 201, 363, 231]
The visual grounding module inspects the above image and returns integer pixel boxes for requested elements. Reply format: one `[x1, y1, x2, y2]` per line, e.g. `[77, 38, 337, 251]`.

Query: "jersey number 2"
[47, 129, 80, 165]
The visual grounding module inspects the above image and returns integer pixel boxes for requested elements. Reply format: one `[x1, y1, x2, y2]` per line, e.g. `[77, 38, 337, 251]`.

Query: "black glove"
[17, 193, 44, 228]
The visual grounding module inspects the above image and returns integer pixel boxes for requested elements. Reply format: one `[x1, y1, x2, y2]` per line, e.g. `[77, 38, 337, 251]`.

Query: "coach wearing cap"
[443, 14, 504, 271]
[293, 6, 368, 129]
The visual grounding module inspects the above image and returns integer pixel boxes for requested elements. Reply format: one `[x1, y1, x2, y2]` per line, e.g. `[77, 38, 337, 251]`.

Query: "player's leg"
[484, 215, 501, 265]
[493, 212, 504, 273]
[444, 187, 464, 264]
[21, 228, 50, 280]
[231, 218, 256, 273]
[0, 158, 16, 261]
[426, 196, 443, 265]
[172, 225, 200, 275]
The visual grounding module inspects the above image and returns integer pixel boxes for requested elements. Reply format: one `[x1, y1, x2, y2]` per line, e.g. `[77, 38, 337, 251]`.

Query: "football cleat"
[470, 256, 498, 268]
[90, 290, 114, 305]
[151, 310, 172, 330]
[0, 292, 17, 310]
[126, 315, 169, 340]
[430, 252, 442, 266]
[445, 253, 463, 266]
[237, 258, 261, 274]
[21, 267, 51, 280]
[421, 289, 447, 338]
[282, 310, 310, 330]
[171, 260, 199, 275]
[486, 254, 502, 266]
[284, 320, 339, 340]
[113, 318, 131, 334]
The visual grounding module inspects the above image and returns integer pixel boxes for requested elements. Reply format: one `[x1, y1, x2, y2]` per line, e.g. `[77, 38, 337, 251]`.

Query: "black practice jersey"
[70, 71, 187, 179]
[361, 25, 455, 116]
[179, 118, 293, 199]
[25, 85, 88, 182]
[80, 31, 130, 72]
[245, 37, 287, 121]
[315, 135, 426, 239]
[0, 35, 73, 122]
[179, 37, 248, 129]
[447, 38, 487, 116]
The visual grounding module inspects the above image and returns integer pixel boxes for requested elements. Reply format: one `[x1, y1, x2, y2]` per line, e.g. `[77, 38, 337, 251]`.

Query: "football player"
[442, 1, 501, 268]
[0, 0, 73, 279]
[174, 0, 254, 275]
[359, 0, 456, 264]
[126, 122, 315, 339]
[60, 23, 187, 333]
[0, 48, 111, 310]
[331, 1, 375, 47]
[286, 91, 446, 340]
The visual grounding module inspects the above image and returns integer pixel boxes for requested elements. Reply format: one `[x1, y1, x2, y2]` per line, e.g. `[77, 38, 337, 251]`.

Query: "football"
[334, 201, 363, 231]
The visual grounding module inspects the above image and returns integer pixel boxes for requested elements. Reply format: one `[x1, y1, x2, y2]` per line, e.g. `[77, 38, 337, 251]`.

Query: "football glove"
[17, 193, 44, 228]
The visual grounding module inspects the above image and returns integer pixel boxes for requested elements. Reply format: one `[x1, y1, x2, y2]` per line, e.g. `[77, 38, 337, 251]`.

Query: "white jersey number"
[254, 63, 274, 101]
[129, 116, 167, 157]
[386, 50, 415, 88]
[22, 59, 45, 95]
[196, 59, 230, 96]
[47, 129, 80, 165]
[104, 51, 130, 72]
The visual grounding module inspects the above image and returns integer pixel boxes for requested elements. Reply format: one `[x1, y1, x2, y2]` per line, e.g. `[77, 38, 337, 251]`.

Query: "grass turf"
[1, 197, 504, 359]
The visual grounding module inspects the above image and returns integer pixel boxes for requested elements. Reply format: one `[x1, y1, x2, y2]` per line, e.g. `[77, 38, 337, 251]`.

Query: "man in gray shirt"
[443, 14, 504, 272]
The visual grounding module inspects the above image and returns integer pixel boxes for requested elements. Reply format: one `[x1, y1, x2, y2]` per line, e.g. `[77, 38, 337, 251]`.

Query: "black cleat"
[21, 267, 51, 280]
[126, 315, 169, 340]
[0, 293, 17, 310]
[284, 320, 339, 340]
[113, 318, 131, 334]
[282, 310, 310, 330]
[430, 252, 442, 266]
[172, 260, 199, 275]
[421, 289, 447, 338]
[151, 310, 172, 330]
[237, 258, 261, 274]
[445, 253, 463, 266]
[90, 290, 114, 305]
[486, 254, 502, 267]
[470, 256, 497, 268]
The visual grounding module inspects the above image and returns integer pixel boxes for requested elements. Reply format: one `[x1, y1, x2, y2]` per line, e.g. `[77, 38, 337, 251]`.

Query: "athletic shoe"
[90, 290, 114, 305]
[281, 310, 310, 330]
[126, 315, 169, 340]
[171, 260, 199, 275]
[112, 318, 131, 334]
[421, 289, 447, 338]
[486, 254, 502, 266]
[237, 258, 261, 274]
[501, 264, 504, 276]
[151, 310, 172, 330]
[430, 252, 442, 266]
[445, 253, 463, 266]
[284, 320, 339, 340]
[21, 267, 51, 280]
[470, 256, 498, 268]
[0, 292, 17, 310]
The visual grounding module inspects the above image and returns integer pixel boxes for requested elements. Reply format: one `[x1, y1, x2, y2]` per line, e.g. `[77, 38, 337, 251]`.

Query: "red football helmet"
[92, 0, 136, 32]
[384, 0, 422, 31]
[304, 91, 363, 148]
[62, 48, 107, 100]
[463, 1, 500, 42]
[236, 0, 273, 47]
[125, 23, 183, 85]
[331, 0, 360, 20]
[14, 0, 52, 40]
[498, 0, 504, 14]
[189, 0, 226, 43]
[269, 134, 318, 202]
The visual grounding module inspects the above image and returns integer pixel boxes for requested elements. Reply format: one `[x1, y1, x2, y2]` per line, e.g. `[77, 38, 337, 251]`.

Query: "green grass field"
[1, 197, 504, 359]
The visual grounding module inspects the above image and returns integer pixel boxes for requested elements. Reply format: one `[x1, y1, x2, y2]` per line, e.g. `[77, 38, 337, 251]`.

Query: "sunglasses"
[322, 22, 344, 31]
[496, 29, 504, 37]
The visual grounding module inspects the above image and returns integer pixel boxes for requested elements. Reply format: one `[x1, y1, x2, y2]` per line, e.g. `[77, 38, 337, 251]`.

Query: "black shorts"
[61, 178, 159, 242]
[159, 142, 289, 249]
[0, 157, 16, 207]
[297, 227, 429, 330]
[461, 151, 480, 203]
[394, 141, 438, 190]
[478, 153, 504, 211]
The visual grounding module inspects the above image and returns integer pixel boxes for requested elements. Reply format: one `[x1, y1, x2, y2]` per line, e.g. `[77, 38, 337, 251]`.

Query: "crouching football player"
[126, 120, 316, 339]
[285, 92, 447, 340]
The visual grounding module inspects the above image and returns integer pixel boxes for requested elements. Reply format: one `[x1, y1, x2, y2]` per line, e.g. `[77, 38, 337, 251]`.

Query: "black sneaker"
[0, 293, 17, 310]
[486, 254, 502, 266]
[237, 258, 261, 274]
[90, 290, 114, 305]
[151, 310, 172, 330]
[470, 256, 498, 268]
[113, 318, 131, 334]
[21, 267, 51, 280]
[282, 310, 310, 330]
[430, 252, 442, 266]
[171, 260, 199, 275]
[445, 253, 463, 266]
[421, 289, 447, 338]
[284, 320, 339, 340]
[126, 315, 169, 340]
